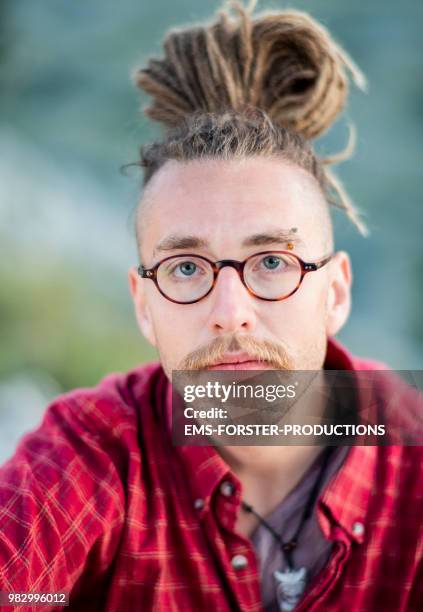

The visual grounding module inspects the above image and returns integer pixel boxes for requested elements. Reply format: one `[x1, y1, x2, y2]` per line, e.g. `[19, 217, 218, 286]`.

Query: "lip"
[206, 353, 274, 371]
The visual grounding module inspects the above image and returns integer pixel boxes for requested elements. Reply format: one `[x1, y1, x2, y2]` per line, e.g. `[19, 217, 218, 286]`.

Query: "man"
[0, 2, 422, 611]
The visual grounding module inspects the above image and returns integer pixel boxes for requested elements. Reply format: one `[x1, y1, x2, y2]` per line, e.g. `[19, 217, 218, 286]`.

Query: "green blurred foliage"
[0, 243, 156, 390]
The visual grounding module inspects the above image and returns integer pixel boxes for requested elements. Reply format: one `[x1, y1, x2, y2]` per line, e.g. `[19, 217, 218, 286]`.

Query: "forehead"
[138, 157, 328, 260]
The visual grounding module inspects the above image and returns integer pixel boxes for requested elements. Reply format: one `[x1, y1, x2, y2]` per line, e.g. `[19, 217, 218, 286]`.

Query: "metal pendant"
[274, 567, 307, 611]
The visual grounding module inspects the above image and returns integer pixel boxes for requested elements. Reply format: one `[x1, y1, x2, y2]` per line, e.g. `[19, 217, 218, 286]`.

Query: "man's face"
[129, 157, 352, 379]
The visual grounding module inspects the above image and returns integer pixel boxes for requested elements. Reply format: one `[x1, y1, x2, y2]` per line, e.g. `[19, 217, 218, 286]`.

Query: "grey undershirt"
[249, 445, 351, 611]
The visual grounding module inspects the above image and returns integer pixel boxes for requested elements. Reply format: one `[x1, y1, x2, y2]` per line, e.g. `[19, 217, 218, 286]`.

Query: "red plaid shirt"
[0, 338, 422, 611]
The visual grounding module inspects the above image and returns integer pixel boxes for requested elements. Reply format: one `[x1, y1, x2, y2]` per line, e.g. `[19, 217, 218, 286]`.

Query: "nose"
[206, 265, 257, 334]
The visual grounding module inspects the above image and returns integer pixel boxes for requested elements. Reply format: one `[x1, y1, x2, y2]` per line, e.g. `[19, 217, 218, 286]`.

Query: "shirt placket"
[203, 477, 354, 612]
[205, 476, 265, 612]
[295, 526, 352, 611]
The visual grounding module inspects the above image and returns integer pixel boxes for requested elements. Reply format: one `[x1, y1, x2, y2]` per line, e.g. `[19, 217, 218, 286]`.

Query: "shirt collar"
[317, 337, 380, 543]
[166, 336, 380, 535]
[318, 445, 377, 544]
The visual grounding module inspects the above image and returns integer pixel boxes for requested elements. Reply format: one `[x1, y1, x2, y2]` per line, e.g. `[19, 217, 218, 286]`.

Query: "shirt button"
[231, 554, 248, 570]
[352, 521, 364, 536]
[220, 481, 235, 497]
[194, 498, 204, 510]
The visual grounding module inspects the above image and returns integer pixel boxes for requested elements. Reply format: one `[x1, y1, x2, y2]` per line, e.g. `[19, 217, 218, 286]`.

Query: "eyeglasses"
[137, 250, 333, 305]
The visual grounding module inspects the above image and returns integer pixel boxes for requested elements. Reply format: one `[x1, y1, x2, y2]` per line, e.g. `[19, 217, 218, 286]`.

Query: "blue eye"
[178, 261, 197, 276]
[262, 255, 282, 270]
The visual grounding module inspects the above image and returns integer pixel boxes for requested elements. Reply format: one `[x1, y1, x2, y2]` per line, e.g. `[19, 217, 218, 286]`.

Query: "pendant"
[274, 567, 307, 611]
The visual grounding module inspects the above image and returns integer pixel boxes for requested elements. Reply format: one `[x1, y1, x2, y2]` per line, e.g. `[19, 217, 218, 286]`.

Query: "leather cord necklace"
[240, 445, 335, 611]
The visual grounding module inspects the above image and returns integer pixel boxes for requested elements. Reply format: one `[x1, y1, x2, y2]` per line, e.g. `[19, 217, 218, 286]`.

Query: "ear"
[128, 266, 157, 347]
[325, 251, 352, 336]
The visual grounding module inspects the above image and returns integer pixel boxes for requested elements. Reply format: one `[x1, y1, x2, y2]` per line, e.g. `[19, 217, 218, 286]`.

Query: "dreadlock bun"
[134, 0, 366, 139]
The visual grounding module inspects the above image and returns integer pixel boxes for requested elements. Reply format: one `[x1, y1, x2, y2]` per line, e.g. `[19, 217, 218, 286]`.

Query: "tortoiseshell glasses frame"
[137, 250, 333, 305]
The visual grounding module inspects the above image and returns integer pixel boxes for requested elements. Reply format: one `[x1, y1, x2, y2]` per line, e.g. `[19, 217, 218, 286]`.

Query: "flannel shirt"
[0, 337, 422, 611]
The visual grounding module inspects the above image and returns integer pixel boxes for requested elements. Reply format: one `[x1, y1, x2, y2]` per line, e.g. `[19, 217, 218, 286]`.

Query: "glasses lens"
[157, 256, 214, 303]
[245, 252, 302, 299]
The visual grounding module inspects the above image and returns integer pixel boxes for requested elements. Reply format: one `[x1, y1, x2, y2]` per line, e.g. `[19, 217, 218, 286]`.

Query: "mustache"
[177, 334, 295, 370]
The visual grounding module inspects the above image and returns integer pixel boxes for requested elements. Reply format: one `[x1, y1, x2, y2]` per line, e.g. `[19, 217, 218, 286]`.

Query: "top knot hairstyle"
[133, 0, 369, 236]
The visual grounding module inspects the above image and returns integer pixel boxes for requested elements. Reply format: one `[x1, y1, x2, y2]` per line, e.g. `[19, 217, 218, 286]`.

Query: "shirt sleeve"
[0, 395, 126, 602]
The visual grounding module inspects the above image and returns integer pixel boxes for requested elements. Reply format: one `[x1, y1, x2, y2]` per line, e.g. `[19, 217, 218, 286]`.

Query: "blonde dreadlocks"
[133, 0, 369, 236]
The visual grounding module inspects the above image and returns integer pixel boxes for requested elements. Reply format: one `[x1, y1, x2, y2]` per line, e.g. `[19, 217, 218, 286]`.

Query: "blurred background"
[0, 0, 422, 462]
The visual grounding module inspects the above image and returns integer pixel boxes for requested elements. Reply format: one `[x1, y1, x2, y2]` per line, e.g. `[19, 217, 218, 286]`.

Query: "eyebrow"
[153, 229, 303, 257]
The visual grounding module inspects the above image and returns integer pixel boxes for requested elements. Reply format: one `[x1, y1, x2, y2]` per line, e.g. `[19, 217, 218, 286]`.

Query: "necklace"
[240, 446, 335, 612]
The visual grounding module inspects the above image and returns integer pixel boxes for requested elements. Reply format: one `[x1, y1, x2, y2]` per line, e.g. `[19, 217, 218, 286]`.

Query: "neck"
[217, 444, 325, 498]
[215, 375, 330, 537]
[217, 444, 325, 538]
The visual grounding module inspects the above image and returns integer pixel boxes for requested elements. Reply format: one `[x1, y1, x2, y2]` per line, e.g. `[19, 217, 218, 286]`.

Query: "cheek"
[300, 273, 329, 315]
[269, 275, 327, 326]
[293, 277, 329, 358]
[261, 275, 328, 356]
[147, 295, 198, 365]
